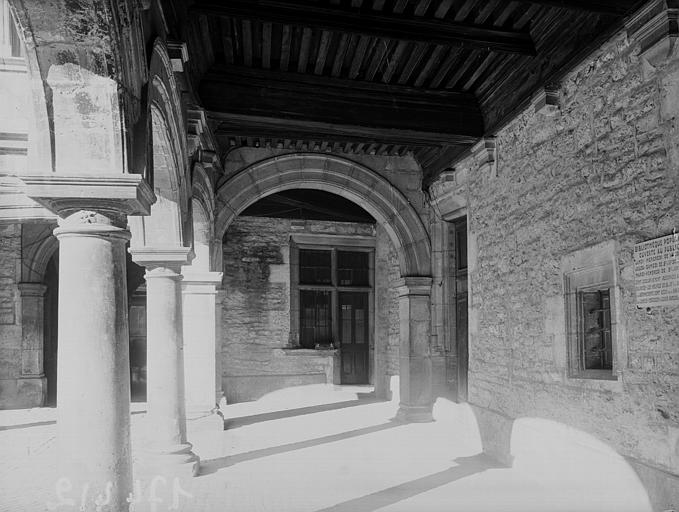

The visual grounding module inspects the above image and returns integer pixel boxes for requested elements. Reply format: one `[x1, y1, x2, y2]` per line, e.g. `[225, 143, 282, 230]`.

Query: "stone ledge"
[281, 347, 338, 357]
[21, 174, 155, 218]
[181, 271, 223, 285]
[129, 246, 194, 268]
[395, 276, 433, 296]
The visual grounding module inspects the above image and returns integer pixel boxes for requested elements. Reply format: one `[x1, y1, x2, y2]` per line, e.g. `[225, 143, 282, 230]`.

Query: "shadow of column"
[313, 454, 500, 512]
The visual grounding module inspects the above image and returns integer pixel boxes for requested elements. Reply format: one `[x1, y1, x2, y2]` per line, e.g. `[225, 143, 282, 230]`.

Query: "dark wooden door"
[339, 292, 369, 384]
[445, 218, 468, 402]
[455, 284, 468, 402]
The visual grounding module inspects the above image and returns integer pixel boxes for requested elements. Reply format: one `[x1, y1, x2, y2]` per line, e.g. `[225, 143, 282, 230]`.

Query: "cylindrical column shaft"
[144, 265, 199, 475]
[55, 212, 132, 511]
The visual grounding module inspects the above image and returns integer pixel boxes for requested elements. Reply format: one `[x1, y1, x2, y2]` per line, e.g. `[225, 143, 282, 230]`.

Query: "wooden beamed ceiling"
[195, 0, 537, 55]
[191, 0, 645, 182]
[202, 65, 483, 151]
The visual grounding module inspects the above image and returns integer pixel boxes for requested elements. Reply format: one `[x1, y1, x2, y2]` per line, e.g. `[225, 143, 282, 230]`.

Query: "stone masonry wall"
[437, 30, 679, 486]
[0, 56, 29, 174]
[0, 223, 23, 407]
[221, 216, 400, 403]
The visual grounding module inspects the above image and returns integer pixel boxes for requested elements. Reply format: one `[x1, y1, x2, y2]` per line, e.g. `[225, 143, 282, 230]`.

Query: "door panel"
[339, 292, 369, 384]
[445, 218, 468, 403]
[455, 293, 468, 402]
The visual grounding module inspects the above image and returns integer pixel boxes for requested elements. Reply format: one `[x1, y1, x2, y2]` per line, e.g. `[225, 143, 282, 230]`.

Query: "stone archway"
[128, 39, 199, 475]
[216, 154, 431, 277]
[181, 162, 224, 418]
[216, 153, 434, 421]
[17, 225, 57, 407]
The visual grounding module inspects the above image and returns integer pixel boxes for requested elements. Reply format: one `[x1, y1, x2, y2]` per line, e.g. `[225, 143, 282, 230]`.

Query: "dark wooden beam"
[521, 0, 641, 15]
[211, 113, 471, 148]
[417, 144, 472, 187]
[192, 0, 536, 55]
[265, 194, 373, 223]
[202, 65, 484, 145]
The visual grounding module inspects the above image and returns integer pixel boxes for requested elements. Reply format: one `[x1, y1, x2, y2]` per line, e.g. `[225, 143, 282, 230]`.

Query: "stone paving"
[0, 385, 652, 512]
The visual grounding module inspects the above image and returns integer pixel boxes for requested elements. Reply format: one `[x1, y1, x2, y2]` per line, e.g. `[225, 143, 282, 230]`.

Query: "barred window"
[564, 256, 618, 380]
[578, 290, 613, 371]
[293, 246, 372, 350]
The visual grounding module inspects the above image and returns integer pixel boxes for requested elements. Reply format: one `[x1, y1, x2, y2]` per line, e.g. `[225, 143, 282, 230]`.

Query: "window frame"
[0, 0, 25, 60]
[564, 261, 619, 381]
[289, 234, 374, 350]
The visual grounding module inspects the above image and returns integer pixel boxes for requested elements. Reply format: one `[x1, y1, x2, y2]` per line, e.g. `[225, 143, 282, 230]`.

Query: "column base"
[186, 409, 225, 432]
[395, 403, 434, 423]
[137, 443, 200, 479]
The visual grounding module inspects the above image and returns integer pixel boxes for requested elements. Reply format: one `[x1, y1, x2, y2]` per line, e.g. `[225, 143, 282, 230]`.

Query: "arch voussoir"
[215, 153, 431, 277]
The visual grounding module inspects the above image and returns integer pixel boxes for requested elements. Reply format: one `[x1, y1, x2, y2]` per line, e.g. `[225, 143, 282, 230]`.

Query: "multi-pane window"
[300, 290, 332, 348]
[300, 249, 332, 284]
[337, 251, 369, 286]
[295, 247, 372, 350]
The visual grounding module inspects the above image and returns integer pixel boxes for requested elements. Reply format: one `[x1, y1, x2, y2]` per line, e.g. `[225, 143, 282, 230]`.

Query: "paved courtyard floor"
[0, 385, 651, 512]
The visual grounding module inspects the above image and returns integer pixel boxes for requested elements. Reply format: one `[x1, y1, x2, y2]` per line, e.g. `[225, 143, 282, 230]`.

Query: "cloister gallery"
[0, 0, 677, 511]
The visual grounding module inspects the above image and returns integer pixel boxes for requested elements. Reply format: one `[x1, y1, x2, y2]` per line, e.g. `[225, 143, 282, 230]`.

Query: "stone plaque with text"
[634, 234, 679, 308]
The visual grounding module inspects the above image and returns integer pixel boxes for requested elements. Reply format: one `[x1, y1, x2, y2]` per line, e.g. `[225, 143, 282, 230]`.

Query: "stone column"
[216, 288, 227, 406]
[396, 277, 434, 422]
[54, 210, 134, 510]
[130, 247, 199, 477]
[181, 271, 224, 426]
[17, 282, 47, 406]
[21, 173, 154, 512]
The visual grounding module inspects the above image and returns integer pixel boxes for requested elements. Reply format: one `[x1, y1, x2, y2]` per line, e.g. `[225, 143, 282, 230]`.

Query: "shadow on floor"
[199, 419, 403, 475]
[313, 454, 500, 512]
[0, 409, 147, 431]
[0, 420, 55, 431]
[223, 398, 383, 430]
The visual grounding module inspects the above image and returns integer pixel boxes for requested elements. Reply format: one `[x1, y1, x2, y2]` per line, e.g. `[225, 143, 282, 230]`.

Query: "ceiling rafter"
[520, 0, 642, 15]
[201, 65, 483, 145]
[193, 0, 537, 55]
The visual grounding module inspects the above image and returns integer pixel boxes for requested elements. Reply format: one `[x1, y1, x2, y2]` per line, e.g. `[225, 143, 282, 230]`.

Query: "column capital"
[20, 174, 155, 221]
[18, 282, 48, 297]
[54, 210, 133, 239]
[129, 246, 194, 273]
[395, 277, 432, 297]
[181, 271, 223, 294]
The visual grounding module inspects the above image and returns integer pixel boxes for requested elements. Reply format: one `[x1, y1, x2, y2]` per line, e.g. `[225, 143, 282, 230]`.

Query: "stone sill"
[565, 373, 623, 393]
[281, 347, 338, 357]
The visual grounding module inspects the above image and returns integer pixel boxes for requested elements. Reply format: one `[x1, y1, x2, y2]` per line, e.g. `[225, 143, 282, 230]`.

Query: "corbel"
[626, 0, 679, 68]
